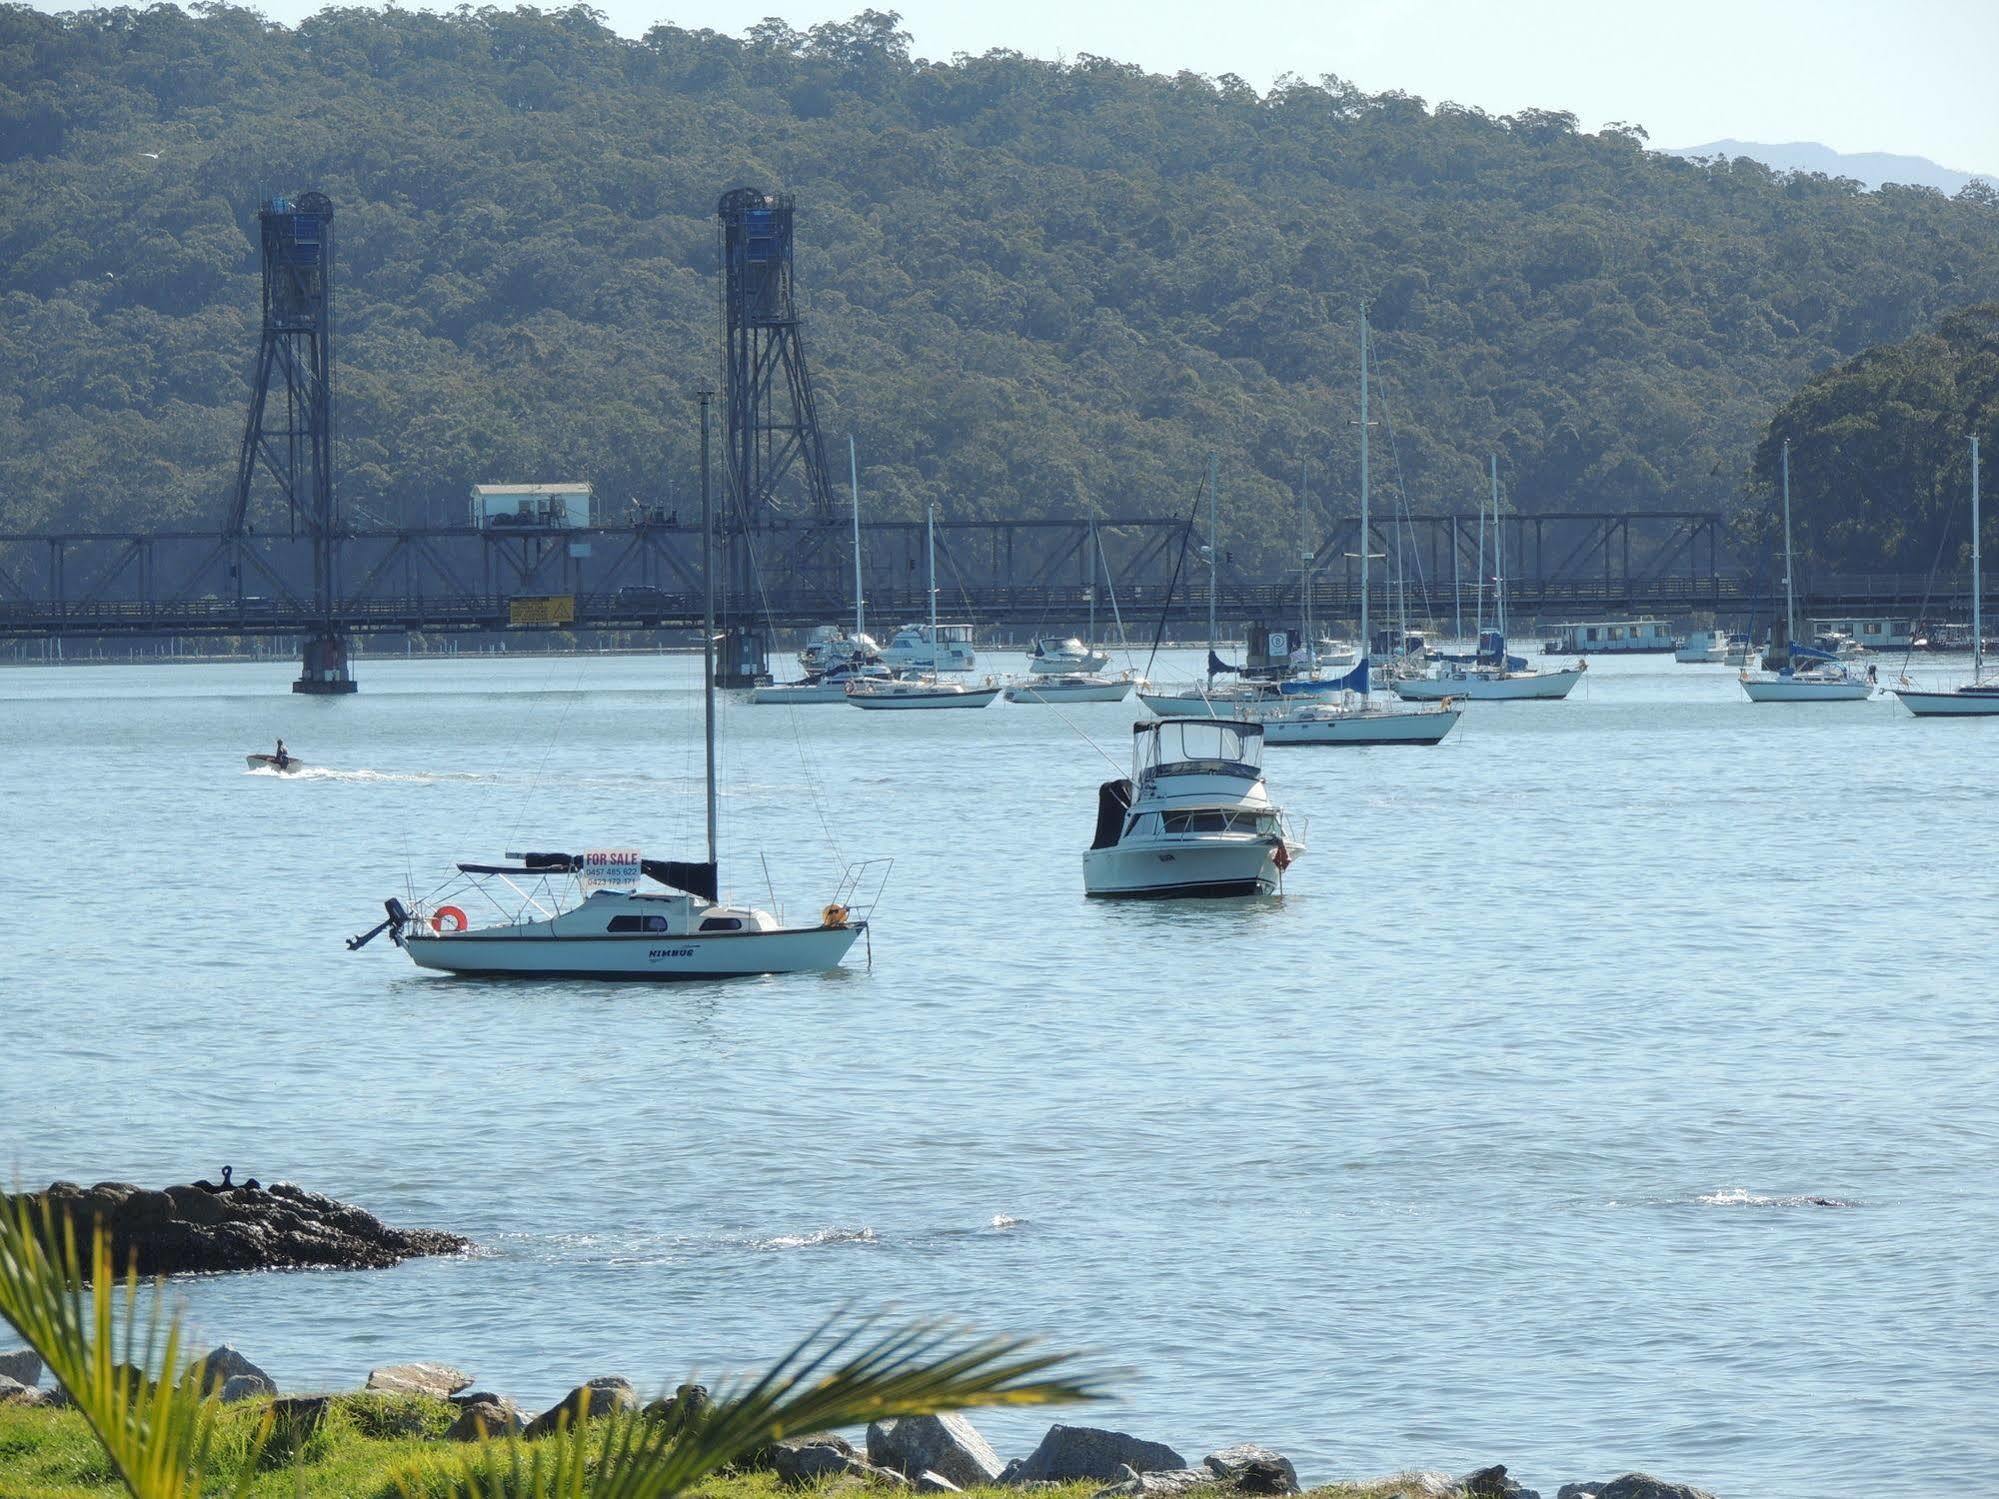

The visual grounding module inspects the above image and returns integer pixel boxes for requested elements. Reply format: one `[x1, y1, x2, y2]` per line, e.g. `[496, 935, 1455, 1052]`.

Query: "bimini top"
[1133, 717, 1264, 780]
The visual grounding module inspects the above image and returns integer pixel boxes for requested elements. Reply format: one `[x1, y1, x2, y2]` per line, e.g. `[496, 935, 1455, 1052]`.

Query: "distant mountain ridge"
[1664, 139, 1996, 194]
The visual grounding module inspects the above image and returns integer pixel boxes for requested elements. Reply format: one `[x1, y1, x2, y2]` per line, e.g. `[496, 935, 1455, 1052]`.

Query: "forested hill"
[3, 5, 1999, 566]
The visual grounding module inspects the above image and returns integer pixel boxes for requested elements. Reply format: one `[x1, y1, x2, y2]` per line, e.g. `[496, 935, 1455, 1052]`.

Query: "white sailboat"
[1740, 440, 1875, 703]
[349, 394, 878, 980]
[1242, 309, 1459, 745]
[1894, 437, 1999, 716]
[754, 438, 888, 704]
[848, 505, 1001, 709]
[1082, 718, 1303, 898]
[1394, 457, 1585, 702]
[1008, 520, 1136, 703]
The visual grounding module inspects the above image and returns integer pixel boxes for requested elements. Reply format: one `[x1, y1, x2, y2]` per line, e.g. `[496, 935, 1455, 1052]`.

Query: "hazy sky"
[35, 0, 1999, 172]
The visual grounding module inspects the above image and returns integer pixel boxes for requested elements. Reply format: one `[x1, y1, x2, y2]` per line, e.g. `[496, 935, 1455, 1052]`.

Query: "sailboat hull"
[402, 923, 863, 979]
[1393, 668, 1583, 701]
[847, 685, 1001, 709]
[1891, 687, 1999, 716]
[1258, 706, 1461, 745]
[1005, 678, 1133, 703]
[1739, 677, 1873, 702]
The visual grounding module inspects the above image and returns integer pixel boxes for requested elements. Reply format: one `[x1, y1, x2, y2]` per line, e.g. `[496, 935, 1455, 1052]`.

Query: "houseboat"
[1542, 619, 1678, 654]
[1806, 617, 1914, 653]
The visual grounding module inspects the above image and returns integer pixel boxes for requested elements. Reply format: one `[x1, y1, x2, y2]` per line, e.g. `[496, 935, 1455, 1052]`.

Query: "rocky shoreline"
[2, 1178, 470, 1276]
[0, 1348, 1718, 1499]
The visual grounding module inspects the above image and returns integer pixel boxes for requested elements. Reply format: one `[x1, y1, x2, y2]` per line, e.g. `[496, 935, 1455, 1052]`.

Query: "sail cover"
[1790, 641, 1839, 663]
[1207, 649, 1238, 676]
[464, 850, 718, 903]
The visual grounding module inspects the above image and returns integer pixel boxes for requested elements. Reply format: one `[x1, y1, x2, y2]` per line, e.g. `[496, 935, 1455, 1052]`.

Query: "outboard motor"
[347, 897, 411, 951]
[1092, 779, 1134, 850]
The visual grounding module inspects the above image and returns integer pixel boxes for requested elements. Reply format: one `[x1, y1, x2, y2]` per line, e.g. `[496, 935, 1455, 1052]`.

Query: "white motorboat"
[798, 625, 880, 674]
[349, 395, 878, 981]
[1004, 672, 1134, 704]
[1082, 718, 1303, 898]
[1741, 440, 1879, 705]
[1895, 438, 1999, 717]
[751, 660, 892, 704]
[1028, 636, 1111, 674]
[881, 621, 976, 672]
[1675, 629, 1730, 663]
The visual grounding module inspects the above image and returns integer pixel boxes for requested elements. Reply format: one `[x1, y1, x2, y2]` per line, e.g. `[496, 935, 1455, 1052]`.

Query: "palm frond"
[0, 1191, 269, 1499]
[434, 1315, 1106, 1499]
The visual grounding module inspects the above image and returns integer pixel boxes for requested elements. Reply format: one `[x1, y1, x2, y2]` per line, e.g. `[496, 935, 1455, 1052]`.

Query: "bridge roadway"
[0, 512, 1979, 642]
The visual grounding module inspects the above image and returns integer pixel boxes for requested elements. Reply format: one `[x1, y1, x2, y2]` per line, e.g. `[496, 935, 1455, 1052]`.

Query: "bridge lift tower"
[227, 191, 354, 693]
[715, 188, 838, 686]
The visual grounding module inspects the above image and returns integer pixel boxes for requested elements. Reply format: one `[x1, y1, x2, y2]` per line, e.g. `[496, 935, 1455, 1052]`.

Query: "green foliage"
[1750, 304, 1999, 571]
[2, 4, 1997, 566]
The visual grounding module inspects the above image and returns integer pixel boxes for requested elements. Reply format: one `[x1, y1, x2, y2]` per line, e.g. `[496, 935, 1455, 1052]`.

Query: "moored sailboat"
[848, 505, 1000, 710]
[1894, 437, 1999, 716]
[1740, 440, 1876, 703]
[349, 393, 878, 980]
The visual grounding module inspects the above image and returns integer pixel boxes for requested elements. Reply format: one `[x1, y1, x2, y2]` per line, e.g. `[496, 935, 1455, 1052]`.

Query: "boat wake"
[1694, 1188, 1858, 1209]
[749, 1225, 879, 1252]
[244, 765, 498, 784]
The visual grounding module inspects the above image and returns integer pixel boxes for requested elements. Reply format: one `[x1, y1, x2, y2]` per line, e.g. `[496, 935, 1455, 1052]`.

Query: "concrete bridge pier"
[293, 631, 358, 694]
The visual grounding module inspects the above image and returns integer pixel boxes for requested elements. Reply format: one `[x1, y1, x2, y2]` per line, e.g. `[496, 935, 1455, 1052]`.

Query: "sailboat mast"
[849, 436, 863, 638]
[1299, 458, 1309, 648]
[1207, 452, 1219, 651]
[1975, 435, 1983, 680]
[1491, 455, 1505, 639]
[926, 502, 938, 668]
[699, 390, 718, 868]
[1359, 309, 1371, 681]
[1781, 439, 1796, 651]
[1088, 514, 1098, 644]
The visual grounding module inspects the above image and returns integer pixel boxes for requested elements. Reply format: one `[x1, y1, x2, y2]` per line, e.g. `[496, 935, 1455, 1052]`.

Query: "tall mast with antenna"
[849, 436, 864, 639]
[1207, 452, 1219, 654]
[1491, 454, 1505, 641]
[1974, 435, 1983, 683]
[926, 502, 938, 675]
[1781, 438, 1796, 655]
[1360, 308, 1371, 682]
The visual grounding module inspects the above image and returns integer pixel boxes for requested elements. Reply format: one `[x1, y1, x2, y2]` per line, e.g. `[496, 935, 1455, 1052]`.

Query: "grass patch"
[0, 1407, 1413, 1499]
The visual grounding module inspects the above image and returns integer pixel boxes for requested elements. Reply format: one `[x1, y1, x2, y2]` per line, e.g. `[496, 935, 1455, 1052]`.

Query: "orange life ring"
[431, 905, 468, 934]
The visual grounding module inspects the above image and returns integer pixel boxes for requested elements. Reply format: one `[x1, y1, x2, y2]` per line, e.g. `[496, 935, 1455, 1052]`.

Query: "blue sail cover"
[1791, 641, 1839, 663]
[1280, 655, 1370, 694]
[1207, 649, 1238, 676]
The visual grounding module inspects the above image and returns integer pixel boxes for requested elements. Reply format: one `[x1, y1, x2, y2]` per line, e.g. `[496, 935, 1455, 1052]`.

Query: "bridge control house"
[469, 482, 593, 530]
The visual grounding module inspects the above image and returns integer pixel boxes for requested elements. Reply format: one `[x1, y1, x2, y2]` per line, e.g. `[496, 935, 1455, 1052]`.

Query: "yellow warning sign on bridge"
[509, 594, 575, 626]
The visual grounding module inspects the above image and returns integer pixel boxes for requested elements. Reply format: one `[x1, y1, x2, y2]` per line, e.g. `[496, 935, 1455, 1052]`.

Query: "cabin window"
[1585, 628, 1599, 642]
[1163, 811, 1229, 834]
[699, 916, 744, 932]
[644, 916, 670, 932]
[607, 915, 644, 933]
[1609, 626, 1623, 640]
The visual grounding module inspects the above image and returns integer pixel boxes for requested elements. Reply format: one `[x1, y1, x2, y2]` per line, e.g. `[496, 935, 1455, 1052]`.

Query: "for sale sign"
[581, 849, 641, 890]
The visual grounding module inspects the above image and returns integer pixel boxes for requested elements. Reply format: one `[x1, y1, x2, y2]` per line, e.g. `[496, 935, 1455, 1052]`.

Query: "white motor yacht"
[1028, 636, 1112, 674]
[1003, 672, 1134, 704]
[1082, 718, 1303, 898]
[1675, 629, 1729, 664]
[798, 625, 881, 674]
[881, 622, 976, 672]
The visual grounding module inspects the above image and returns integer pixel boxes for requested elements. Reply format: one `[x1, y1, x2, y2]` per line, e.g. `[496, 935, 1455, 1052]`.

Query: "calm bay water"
[3, 647, 1995, 1497]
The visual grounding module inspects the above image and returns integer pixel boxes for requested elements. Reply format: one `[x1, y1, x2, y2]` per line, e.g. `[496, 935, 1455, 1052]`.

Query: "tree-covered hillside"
[3, 4, 1997, 566]
[1749, 303, 1998, 574]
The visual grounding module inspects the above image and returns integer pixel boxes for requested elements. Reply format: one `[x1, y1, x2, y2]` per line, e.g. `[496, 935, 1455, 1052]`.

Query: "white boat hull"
[1393, 668, 1583, 701]
[1739, 677, 1874, 702]
[750, 680, 852, 703]
[1891, 687, 1999, 716]
[847, 685, 1001, 710]
[1139, 688, 1285, 717]
[246, 754, 306, 772]
[403, 923, 862, 979]
[1082, 836, 1286, 899]
[1259, 706, 1461, 745]
[1004, 678, 1133, 704]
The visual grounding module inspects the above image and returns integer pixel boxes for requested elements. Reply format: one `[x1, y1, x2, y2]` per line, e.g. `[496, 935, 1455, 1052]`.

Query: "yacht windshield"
[1137, 718, 1263, 777]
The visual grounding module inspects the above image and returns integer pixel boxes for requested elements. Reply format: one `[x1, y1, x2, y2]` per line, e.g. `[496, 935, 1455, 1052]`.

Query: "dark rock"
[0, 1350, 42, 1387]
[220, 1373, 277, 1402]
[366, 1363, 472, 1399]
[269, 1395, 331, 1442]
[641, 1382, 713, 1439]
[1595, 1478, 1716, 1499]
[752, 1434, 858, 1483]
[449, 1398, 525, 1442]
[1385, 1473, 1460, 1499]
[868, 1413, 1006, 1487]
[1011, 1425, 1188, 1484]
[1203, 1445, 1299, 1495]
[523, 1376, 636, 1439]
[0, 1180, 470, 1279]
[449, 1388, 508, 1407]
[184, 1345, 272, 1396]
[1461, 1466, 1538, 1499]
[0, 1374, 47, 1406]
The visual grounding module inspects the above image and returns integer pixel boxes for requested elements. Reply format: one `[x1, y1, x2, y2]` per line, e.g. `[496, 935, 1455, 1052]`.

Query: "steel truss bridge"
[0, 507, 1973, 650]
